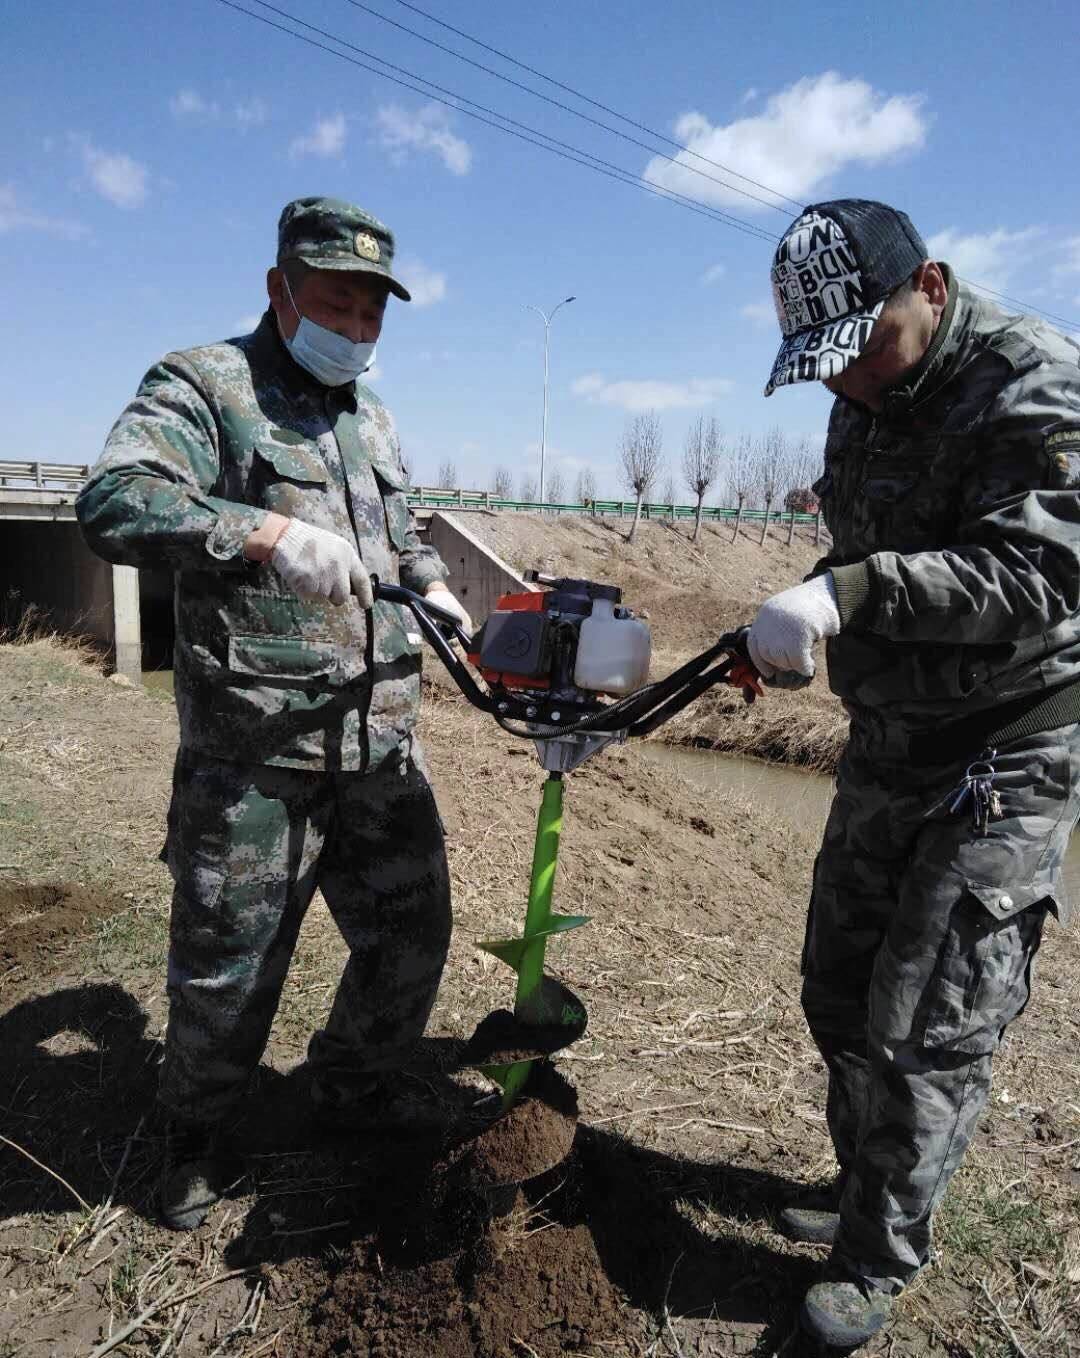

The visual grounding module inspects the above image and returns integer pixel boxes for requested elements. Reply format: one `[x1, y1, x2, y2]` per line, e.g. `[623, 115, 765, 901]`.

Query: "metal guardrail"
[407, 485, 821, 524]
[0, 463, 821, 531]
[0, 460, 92, 488]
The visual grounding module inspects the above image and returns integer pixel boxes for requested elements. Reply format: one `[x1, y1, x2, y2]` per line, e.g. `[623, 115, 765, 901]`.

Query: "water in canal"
[638, 742, 1080, 907]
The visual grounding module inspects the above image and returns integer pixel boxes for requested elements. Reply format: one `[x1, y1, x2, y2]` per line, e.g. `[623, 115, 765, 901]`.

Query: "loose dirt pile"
[0, 881, 123, 977]
[300, 1134, 661, 1358]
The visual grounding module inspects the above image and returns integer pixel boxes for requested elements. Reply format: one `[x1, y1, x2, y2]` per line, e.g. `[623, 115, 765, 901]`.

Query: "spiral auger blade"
[472, 774, 589, 1108]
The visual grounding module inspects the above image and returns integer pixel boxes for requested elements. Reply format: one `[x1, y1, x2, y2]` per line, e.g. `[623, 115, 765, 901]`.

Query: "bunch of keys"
[929, 749, 1004, 835]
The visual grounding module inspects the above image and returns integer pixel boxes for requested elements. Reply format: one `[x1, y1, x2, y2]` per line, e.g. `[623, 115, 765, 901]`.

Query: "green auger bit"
[473, 774, 590, 1108]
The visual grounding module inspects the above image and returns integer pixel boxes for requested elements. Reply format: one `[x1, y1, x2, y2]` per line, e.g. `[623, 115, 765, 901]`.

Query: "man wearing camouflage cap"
[78, 197, 470, 1231]
[745, 199, 1080, 1346]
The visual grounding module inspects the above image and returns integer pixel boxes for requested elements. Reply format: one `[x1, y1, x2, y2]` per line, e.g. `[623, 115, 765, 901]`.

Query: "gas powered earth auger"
[373, 570, 761, 1183]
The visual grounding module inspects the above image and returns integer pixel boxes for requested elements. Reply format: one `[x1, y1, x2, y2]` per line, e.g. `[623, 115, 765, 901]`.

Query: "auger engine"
[467, 570, 652, 723]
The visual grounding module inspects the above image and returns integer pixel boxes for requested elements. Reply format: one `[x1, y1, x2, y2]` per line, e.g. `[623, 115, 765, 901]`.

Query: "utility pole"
[526, 296, 575, 507]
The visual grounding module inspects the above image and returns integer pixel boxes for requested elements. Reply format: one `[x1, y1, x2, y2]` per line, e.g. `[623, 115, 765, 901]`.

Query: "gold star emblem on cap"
[354, 230, 380, 262]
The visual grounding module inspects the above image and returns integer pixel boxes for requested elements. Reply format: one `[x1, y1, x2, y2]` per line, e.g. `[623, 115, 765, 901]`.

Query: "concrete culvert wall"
[1, 521, 113, 646]
[0, 520, 142, 680]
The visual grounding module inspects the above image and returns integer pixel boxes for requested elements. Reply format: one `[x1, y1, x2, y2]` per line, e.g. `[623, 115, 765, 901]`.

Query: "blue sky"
[4, 0, 1080, 500]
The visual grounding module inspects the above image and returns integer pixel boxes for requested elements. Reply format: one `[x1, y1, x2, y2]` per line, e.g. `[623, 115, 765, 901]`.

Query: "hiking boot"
[800, 1270, 894, 1347]
[310, 1074, 448, 1135]
[779, 1183, 841, 1245]
[160, 1121, 237, 1232]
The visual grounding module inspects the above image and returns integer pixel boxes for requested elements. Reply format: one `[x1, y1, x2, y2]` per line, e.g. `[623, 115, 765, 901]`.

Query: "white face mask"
[281, 274, 376, 386]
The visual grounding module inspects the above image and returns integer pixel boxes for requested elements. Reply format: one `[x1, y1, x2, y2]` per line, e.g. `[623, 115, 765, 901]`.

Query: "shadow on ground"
[1, 982, 840, 1355]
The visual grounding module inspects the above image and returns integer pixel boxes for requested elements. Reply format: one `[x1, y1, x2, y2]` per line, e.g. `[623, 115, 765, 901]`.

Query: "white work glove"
[270, 519, 373, 608]
[425, 586, 473, 635]
[747, 573, 840, 680]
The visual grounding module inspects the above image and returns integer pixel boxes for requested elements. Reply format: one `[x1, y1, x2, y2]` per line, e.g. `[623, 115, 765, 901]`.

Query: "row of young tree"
[421, 416, 822, 545]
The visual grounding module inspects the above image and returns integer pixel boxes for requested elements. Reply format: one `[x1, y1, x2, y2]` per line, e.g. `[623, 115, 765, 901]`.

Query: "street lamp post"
[526, 295, 575, 507]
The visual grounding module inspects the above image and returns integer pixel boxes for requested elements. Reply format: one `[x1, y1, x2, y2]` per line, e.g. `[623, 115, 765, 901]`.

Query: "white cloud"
[524, 442, 588, 473]
[700, 263, 726, 285]
[740, 300, 776, 326]
[80, 141, 148, 208]
[396, 257, 446, 307]
[233, 314, 261, 333]
[290, 113, 346, 159]
[643, 72, 927, 210]
[572, 373, 733, 413]
[1055, 236, 1080, 279]
[170, 89, 218, 119]
[0, 184, 88, 239]
[234, 98, 268, 129]
[171, 89, 268, 130]
[375, 103, 471, 176]
[926, 227, 1041, 295]
[741, 87, 759, 105]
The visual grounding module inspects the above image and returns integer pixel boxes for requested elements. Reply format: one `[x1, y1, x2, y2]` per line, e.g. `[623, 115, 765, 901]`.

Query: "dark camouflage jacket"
[77, 313, 447, 771]
[816, 269, 1080, 731]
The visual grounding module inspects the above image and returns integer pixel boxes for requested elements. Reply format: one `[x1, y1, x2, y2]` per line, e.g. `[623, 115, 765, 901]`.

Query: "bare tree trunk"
[759, 499, 772, 546]
[787, 507, 796, 545]
[693, 493, 704, 542]
[815, 509, 822, 546]
[731, 500, 744, 545]
[628, 491, 644, 543]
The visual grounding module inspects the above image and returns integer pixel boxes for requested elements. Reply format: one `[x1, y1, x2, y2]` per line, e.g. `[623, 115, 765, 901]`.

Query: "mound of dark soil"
[451, 1060, 579, 1189]
[0, 881, 121, 978]
[304, 1196, 635, 1358]
[295, 1115, 813, 1358]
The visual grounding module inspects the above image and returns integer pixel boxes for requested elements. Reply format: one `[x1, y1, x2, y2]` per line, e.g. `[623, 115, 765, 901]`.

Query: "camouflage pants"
[159, 743, 451, 1124]
[802, 723, 1080, 1293]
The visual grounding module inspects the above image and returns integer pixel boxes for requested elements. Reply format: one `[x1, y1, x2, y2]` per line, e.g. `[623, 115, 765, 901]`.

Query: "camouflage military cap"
[277, 196, 411, 301]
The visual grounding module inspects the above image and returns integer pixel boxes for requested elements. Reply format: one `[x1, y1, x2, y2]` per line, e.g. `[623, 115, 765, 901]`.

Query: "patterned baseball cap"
[277, 196, 411, 301]
[764, 199, 927, 396]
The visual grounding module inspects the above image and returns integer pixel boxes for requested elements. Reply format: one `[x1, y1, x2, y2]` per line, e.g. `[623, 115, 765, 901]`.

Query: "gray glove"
[270, 519, 373, 608]
[747, 573, 840, 679]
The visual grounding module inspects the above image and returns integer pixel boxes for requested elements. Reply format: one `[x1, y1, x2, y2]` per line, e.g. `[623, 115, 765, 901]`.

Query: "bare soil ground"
[2, 519, 1080, 1355]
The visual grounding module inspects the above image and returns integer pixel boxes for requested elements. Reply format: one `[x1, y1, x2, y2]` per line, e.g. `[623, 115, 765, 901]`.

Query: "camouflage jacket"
[77, 313, 447, 771]
[815, 269, 1080, 732]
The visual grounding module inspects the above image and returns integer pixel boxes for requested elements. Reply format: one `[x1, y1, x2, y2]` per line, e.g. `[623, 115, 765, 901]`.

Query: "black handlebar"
[371, 576, 754, 740]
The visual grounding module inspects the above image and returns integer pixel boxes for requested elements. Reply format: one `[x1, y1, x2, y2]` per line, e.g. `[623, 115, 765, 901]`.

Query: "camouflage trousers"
[802, 722, 1080, 1293]
[159, 742, 451, 1125]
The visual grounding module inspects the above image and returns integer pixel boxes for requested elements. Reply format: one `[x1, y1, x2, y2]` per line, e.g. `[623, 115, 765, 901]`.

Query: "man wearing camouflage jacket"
[78, 197, 468, 1231]
[746, 199, 1080, 1347]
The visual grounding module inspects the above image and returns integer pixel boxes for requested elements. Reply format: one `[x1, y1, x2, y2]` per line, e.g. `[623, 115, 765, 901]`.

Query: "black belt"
[907, 678, 1080, 766]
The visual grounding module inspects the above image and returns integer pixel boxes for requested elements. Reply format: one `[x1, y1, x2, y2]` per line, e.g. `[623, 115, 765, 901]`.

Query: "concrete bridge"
[0, 460, 526, 683]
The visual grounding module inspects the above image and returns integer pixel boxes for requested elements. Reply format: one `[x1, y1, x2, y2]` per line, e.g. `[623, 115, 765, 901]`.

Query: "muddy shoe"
[160, 1122, 236, 1232]
[800, 1271, 893, 1347]
[779, 1183, 841, 1245]
[310, 1075, 447, 1135]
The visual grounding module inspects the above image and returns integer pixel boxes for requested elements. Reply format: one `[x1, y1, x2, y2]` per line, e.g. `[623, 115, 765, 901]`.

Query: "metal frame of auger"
[371, 577, 757, 1107]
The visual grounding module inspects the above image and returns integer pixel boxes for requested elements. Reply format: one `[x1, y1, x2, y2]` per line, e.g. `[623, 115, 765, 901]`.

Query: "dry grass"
[3, 644, 1080, 1356]
[0, 599, 107, 664]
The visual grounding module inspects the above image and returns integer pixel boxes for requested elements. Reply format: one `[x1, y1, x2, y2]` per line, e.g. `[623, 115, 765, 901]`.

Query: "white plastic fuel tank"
[573, 598, 651, 696]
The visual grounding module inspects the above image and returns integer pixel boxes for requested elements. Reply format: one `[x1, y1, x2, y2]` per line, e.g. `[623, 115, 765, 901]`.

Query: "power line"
[383, 0, 806, 211]
[211, 0, 1080, 331]
[956, 278, 1079, 334]
[337, 0, 795, 217]
[216, 0, 780, 244]
[377, 0, 1080, 333]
